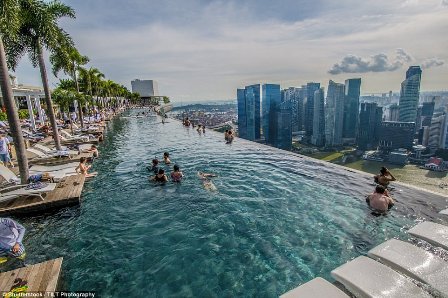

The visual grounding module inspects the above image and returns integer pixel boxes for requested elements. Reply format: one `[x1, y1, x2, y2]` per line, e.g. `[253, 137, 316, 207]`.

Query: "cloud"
[443, 0, 448, 6]
[328, 49, 412, 74]
[421, 57, 445, 69]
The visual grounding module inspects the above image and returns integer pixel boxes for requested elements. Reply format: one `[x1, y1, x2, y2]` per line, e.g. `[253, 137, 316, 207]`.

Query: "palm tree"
[51, 46, 89, 127]
[0, 0, 29, 183]
[4, 0, 76, 150]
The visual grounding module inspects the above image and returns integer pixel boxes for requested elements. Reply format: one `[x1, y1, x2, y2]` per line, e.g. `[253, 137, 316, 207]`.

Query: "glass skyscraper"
[343, 78, 361, 141]
[325, 80, 345, 147]
[357, 103, 383, 150]
[262, 84, 281, 144]
[236, 84, 261, 141]
[304, 82, 321, 137]
[399, 66, 422, 122]
[311, 88, 325, 146]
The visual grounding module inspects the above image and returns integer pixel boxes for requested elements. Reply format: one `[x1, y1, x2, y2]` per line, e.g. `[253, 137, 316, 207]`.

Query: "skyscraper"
[378, 121, 415, 150]
[388, 104, 400, 121]
[262, 84, 281, 144]
[325, 80, 345, 147]
[274, 101, 293, 150]
[311, 88, 325, 146]
[399, 66, 422, 122]
[357, 103, 383, 150]
[295, 86, 306, 132]
[236, 84, 261, 141]
[304, 82, 320, 137]
[421, 101, 435, 127]
[343, 78, 361, 141]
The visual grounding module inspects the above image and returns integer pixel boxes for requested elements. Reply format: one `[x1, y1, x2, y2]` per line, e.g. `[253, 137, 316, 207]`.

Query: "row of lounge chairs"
[281, 213, 448, 298]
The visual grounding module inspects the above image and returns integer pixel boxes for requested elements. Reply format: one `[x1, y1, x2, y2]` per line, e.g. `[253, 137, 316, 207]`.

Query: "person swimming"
[170, 164, 184, 182]
[374, 167, 396, 188]
[163, 152, 171, 164]
[198, 172, 218, 191]
[147, 159, 160, 174]
[151, 168, 168, 183]
[366, 185, 395, 213]
[226, 130, 234, 144]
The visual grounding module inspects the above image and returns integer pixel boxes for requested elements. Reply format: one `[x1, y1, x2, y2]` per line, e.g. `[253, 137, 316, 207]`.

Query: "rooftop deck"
[0, 174, 85, 216]
[0, 258, 62, 293]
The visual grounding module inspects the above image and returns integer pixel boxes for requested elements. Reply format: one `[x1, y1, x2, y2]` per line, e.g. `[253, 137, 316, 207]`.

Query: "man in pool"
[163, 152, 171, 164]
[0, 217, 26, 265]
[148, 159, 160, 174]
[374, 167, 396, 188]
[151, 168, 168, 183]
[198, 172, 217, 191]
[366, 185, 395, 213]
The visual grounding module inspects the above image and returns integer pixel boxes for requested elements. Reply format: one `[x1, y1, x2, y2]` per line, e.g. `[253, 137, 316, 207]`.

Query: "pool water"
[14, 110, 448, 297]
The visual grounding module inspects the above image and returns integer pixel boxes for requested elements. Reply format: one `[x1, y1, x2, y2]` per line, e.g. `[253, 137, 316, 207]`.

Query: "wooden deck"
[28, 152, 93, 166]
[0, 258, 63, 293]
[0, 174, 86, 216]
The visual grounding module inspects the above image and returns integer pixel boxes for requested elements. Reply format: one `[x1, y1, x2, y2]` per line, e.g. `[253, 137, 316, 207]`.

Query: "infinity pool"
[15, 110, 448, 297]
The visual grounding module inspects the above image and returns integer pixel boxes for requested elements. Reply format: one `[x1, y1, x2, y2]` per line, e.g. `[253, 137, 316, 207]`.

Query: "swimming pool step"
[368, 238, 448, 297]
[280, 277, 349, 298]
[408, 221, 448, 251]
[331, 256, 432, 298]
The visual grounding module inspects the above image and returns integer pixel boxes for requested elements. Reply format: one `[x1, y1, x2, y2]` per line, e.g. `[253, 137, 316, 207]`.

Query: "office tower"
[421, 101, 435, 127]
[304, 82, 321, 137]
[357, 103, 383, 150]
[262, 84, 281, 144]
[282, 87, 298, 133]
[399, 66, 422, 122]
[343, 78, 361, 142]
[388, 104, 400, 121]
[325, 80, 345, 147]
[236, 84, 261, 141]
[415, 106, 423, 131]
[237, 89, 247, 139]
[378, 121, 415, 150]
[296, 86, 306, 132]
[311, 88, 325, 146]
[131, 79, 159, 97]
[428, 113, 447, 151]
[274, 101, 293, 150]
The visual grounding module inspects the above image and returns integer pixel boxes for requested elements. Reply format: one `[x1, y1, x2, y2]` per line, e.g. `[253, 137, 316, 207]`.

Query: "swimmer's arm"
[387, 171, 396, 181]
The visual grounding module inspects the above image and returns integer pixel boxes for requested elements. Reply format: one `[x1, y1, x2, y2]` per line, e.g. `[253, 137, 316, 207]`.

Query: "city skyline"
[10, 0, 448, 102]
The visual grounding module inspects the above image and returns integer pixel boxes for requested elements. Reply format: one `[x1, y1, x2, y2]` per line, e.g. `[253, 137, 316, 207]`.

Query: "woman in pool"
[75, 157, 98, 178]
[374, 167, 396, 188]
[198, 172, 217, 191]
[151, 168, 168, 183]
[226, 130, 234, 144]
[163, 152, 171, 164]
[224, 130, 229, 142]
[170, 165, 184, 182]
[148, 159, 159, 174]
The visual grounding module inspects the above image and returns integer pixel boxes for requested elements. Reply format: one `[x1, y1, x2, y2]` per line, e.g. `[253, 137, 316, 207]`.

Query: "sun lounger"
[408, 221, 448, 251]
[34, 144, 78, 156]
[331, 256, 432, 298]
[0, 165, 20, 184]
[60, 130, 89, 142]
[440, 209, 448, 216]
[368, 239, 448, 296]
[30, 162, 79, 172]
[280, 277, 349, 298]
[0, 182, 57, 203]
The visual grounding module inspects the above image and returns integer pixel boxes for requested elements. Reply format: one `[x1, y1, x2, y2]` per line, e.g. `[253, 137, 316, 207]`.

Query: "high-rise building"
[236, 84, 261, 141]
[343, 78, 361, 142]
[311, 88, 325, 146]
[262, 84, 281, 144]
[378, 121, 415, 150]
[304, 82, 321, 137]
[131, 79, 159, 97]
[357, 103, 383, 150]
[399, 66, 422, 122]
[428, 113, 447, 151]
[325, 80, 345, 147]
[388, 104, 400, 121]
[421, 101, 435, 127]
[295, 86, 306, 132]
[274, 101, 293, 150]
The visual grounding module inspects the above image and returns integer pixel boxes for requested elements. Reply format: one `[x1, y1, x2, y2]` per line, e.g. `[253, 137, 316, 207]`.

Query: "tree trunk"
[37, 44, 62, 150]
[73, 65, 84, 128]
[0, 38, 29, 183]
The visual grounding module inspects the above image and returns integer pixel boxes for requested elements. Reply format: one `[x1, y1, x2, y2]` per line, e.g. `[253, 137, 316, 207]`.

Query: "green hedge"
[0, 109, 31, 121]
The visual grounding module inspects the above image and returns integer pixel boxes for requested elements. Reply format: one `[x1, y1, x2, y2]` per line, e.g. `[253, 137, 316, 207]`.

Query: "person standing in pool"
[170, 165, 184, 182]
[163, 152, 171, 164]
[151, 168, 168, 183]
[148, 159, 160, 174]
[374, 167, 396, 188]
[0, 217, 26, 264]
[366, 185, 394, 213]
[224, 130, 229, 142]
[226, 130, 234, 144]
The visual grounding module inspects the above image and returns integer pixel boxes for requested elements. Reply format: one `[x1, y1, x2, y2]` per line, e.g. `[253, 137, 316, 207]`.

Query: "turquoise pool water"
[13, 110, 448, 297]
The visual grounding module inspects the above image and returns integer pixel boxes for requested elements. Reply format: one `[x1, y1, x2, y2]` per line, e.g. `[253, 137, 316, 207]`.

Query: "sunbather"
[75, 157, 97, 178]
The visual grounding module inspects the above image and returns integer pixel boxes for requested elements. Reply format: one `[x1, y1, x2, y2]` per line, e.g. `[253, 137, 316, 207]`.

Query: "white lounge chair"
[408, 221, 448, 250]
[0, 182, 57, 203]
[30, 162, 79, 172]
[280, 277, 349, 298]
[440, 209, 448, 216]
[331, 256, 432, 298]
[0, 165, 20, 184]
[60, 130, 89, 142]
[368, 239, 448, 297]
[34, 144, 78, 156]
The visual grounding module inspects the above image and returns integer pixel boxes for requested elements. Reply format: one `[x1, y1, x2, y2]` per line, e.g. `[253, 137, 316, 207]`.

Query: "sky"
[12, 0, 448, 102]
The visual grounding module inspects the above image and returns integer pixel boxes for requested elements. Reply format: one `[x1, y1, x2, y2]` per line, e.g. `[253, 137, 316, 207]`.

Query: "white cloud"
[421, 58, 445, 69]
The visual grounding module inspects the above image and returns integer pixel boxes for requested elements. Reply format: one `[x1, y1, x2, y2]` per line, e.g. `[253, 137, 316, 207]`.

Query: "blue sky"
[12, 0, 448, 102]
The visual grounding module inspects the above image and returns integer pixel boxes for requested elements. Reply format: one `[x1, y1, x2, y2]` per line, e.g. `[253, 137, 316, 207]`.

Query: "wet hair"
[164, 152, 169, 157]
[80, 157, 87, 163]
[173, 164, 180, 171]
[380, 167, 387, 175]
[228, 130, 232, 135]
[152, 159, 159, 165]
[375, 185, 386, 194]
[225, 130, 229, 133]
[158, 169, 165, 174]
